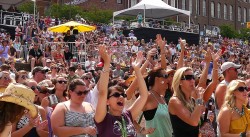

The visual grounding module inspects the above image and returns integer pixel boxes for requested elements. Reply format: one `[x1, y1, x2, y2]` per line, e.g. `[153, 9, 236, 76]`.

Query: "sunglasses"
[75, 90, 90, 96]
[31, 86, 40, 91]
[21, 75, 28, 79]
[108, 92, 127, 99]
[236, 86, 249, 92]
[159, 74, 168, 79]
[57, 80, 67, 84]
[51, 67, 57, 69]
[2, 76, 10, 81]
[84, 77, 92, 80]
[181, 75, 195, 80]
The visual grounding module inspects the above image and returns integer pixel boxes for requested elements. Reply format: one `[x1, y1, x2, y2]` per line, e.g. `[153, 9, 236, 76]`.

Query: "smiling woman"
[51, 79, 97, 137]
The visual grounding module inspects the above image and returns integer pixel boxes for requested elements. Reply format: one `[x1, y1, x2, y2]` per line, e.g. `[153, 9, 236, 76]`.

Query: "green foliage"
[44, 4, 112, 23]
[238, 28, 250, 40]
[17, 1, 34, 14]
[219, 24, 238, 38]
[45, 4, 83, 19]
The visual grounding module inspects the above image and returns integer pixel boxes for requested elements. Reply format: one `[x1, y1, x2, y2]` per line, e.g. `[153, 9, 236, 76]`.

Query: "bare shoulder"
[168, 96, 183, 114]
[218, 107, 232, 118]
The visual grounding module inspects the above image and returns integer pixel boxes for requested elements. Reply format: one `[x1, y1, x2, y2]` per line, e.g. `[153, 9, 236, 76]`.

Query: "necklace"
[151, 90, 167, 105]
[233, 106, 244, 116]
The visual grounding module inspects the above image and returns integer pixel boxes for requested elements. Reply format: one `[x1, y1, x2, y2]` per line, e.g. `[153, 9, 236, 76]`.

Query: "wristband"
[195, 98, 203, 106]
[102, 68, 110, 73]
[139, 127, 145, 133]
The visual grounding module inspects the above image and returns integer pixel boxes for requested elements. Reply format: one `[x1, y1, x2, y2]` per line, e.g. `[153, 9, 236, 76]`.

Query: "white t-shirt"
[84, 85, 99, 109]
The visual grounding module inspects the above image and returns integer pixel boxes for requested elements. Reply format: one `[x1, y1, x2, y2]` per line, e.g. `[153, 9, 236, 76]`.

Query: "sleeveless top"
[63, 103, 96, 137]
[145, 92, 173, 137]
[229, 106, 250, 134]
[16, 109, 42, 137]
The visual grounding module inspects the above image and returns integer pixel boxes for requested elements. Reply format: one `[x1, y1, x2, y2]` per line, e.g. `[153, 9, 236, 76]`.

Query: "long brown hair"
[0, 102, 25, 132]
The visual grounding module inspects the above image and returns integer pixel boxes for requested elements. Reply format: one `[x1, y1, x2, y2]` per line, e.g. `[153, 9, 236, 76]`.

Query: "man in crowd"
[29, 42, 46, 70]
[32, 66, 48, 83]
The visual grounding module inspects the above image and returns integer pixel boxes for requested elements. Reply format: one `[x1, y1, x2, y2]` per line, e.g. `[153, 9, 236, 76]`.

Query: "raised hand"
[204, 48, 212, 62]
[98, 45, 111, 64]
[155, 34, 165, 49]
[212, 49, 222, 62]
[132, 51, 143, 70]
[141, 127, 156, 135]
[146, 48, 157, 60]
[195, 87, 205, 99]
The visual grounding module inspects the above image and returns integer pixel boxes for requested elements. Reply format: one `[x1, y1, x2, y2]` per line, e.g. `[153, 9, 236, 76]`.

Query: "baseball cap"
[221, 62, 241, 72]
[32, 66, 49, 75]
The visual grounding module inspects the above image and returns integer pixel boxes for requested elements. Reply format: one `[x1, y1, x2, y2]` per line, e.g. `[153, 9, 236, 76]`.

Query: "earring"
[161, 81, 164, 84]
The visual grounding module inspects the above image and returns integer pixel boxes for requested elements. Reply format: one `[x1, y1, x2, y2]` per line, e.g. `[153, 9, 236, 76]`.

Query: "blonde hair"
[172, 67, 195, 112]
[223, 79, 246, 109]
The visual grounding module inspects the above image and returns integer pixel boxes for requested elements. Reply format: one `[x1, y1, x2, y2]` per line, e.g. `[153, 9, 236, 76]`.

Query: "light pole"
[31, 0, 36, 22]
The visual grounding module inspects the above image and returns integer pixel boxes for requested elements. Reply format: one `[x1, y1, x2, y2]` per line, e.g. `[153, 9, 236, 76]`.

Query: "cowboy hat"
[0, 83, 38, 118]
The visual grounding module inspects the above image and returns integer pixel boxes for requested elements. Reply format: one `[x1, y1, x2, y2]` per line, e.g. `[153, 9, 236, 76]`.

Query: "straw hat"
[0, 83, 38, 118]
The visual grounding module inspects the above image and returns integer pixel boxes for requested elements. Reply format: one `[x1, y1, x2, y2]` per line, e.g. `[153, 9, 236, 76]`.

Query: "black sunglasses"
[57, 80, 67, 84]
[181, 75, 195, 80]
[75, 90, 90, 96]
[160, 74, 168, 79]
[237, 86, 248, 92]
[31, 86, 40, 91]
[21, 75, 28, 79]
[108, 92, 127, 99]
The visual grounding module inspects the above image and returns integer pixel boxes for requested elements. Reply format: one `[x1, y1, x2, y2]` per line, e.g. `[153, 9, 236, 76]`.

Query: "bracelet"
[139, 127, 145, 133]
[195, 98, 203, 106]
[102, 68, 110, 73]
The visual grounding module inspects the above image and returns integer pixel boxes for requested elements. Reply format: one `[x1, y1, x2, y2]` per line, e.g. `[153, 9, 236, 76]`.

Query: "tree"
[45, 4, 83, 19]
[17, 1, 34, 14]
[219, 24, 238, 38]
[238, 28, 250, 40]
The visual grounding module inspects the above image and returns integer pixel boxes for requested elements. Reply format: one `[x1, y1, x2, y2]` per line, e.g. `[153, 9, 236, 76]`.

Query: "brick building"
[38, 0, 250, 34]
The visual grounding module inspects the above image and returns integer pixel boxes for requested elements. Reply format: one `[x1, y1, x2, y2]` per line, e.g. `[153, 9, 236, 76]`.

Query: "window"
[224, 4, 227, 20]
[202, 0, 206, 16]
[229, 5, 233, 20]
[171, 0, 175, 7]
[117, 0, 122, 4]
[182, 0, 186, 10]
[189, 0, 192, 14]
[243, 8, 247, 22]
[130, 0, 136, 6]
[249, 9, 250, 21]
[217, 3, 221, 18]
[196, 0, 200, 15]
[238, 7, 241, 21]
[211, 2, 215, 18]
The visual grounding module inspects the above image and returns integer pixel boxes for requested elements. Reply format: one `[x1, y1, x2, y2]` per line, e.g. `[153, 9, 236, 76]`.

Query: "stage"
[123, 27, 200, 45]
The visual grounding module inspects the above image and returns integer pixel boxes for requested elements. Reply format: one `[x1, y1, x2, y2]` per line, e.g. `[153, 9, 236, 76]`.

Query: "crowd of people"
[0, 16, 250, 137]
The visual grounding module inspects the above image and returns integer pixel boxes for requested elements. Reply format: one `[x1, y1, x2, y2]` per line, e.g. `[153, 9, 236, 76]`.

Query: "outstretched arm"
[95, 45, 111, 123]
[128, 51, 148, 120]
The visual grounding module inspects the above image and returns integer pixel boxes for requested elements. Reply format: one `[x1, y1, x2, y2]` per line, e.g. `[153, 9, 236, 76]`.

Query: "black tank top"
[169, 113, 199, 137]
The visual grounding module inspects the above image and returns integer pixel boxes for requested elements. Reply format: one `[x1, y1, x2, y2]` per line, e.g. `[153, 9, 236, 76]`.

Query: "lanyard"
[117, 116, 127, 137]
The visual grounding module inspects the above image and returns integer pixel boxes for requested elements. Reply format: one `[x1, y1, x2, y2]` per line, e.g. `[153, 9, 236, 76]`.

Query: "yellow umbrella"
[48, 21, 96, 33]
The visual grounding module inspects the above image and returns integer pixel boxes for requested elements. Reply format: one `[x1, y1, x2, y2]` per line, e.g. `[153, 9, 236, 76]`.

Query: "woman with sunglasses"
[95, 46, 148, 137]
[48, 64, 58, 79]
[218, 80, 250, 136]
[168, 67, 205, 137]
[41, 75, 68, 110]
[15, 70, 28, 84]
[51, 78, 97, 137]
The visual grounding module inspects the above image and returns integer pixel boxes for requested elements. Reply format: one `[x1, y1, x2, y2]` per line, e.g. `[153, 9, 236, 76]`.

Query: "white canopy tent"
[113, 0, 191, 27]
[0, 0, 28, 10]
